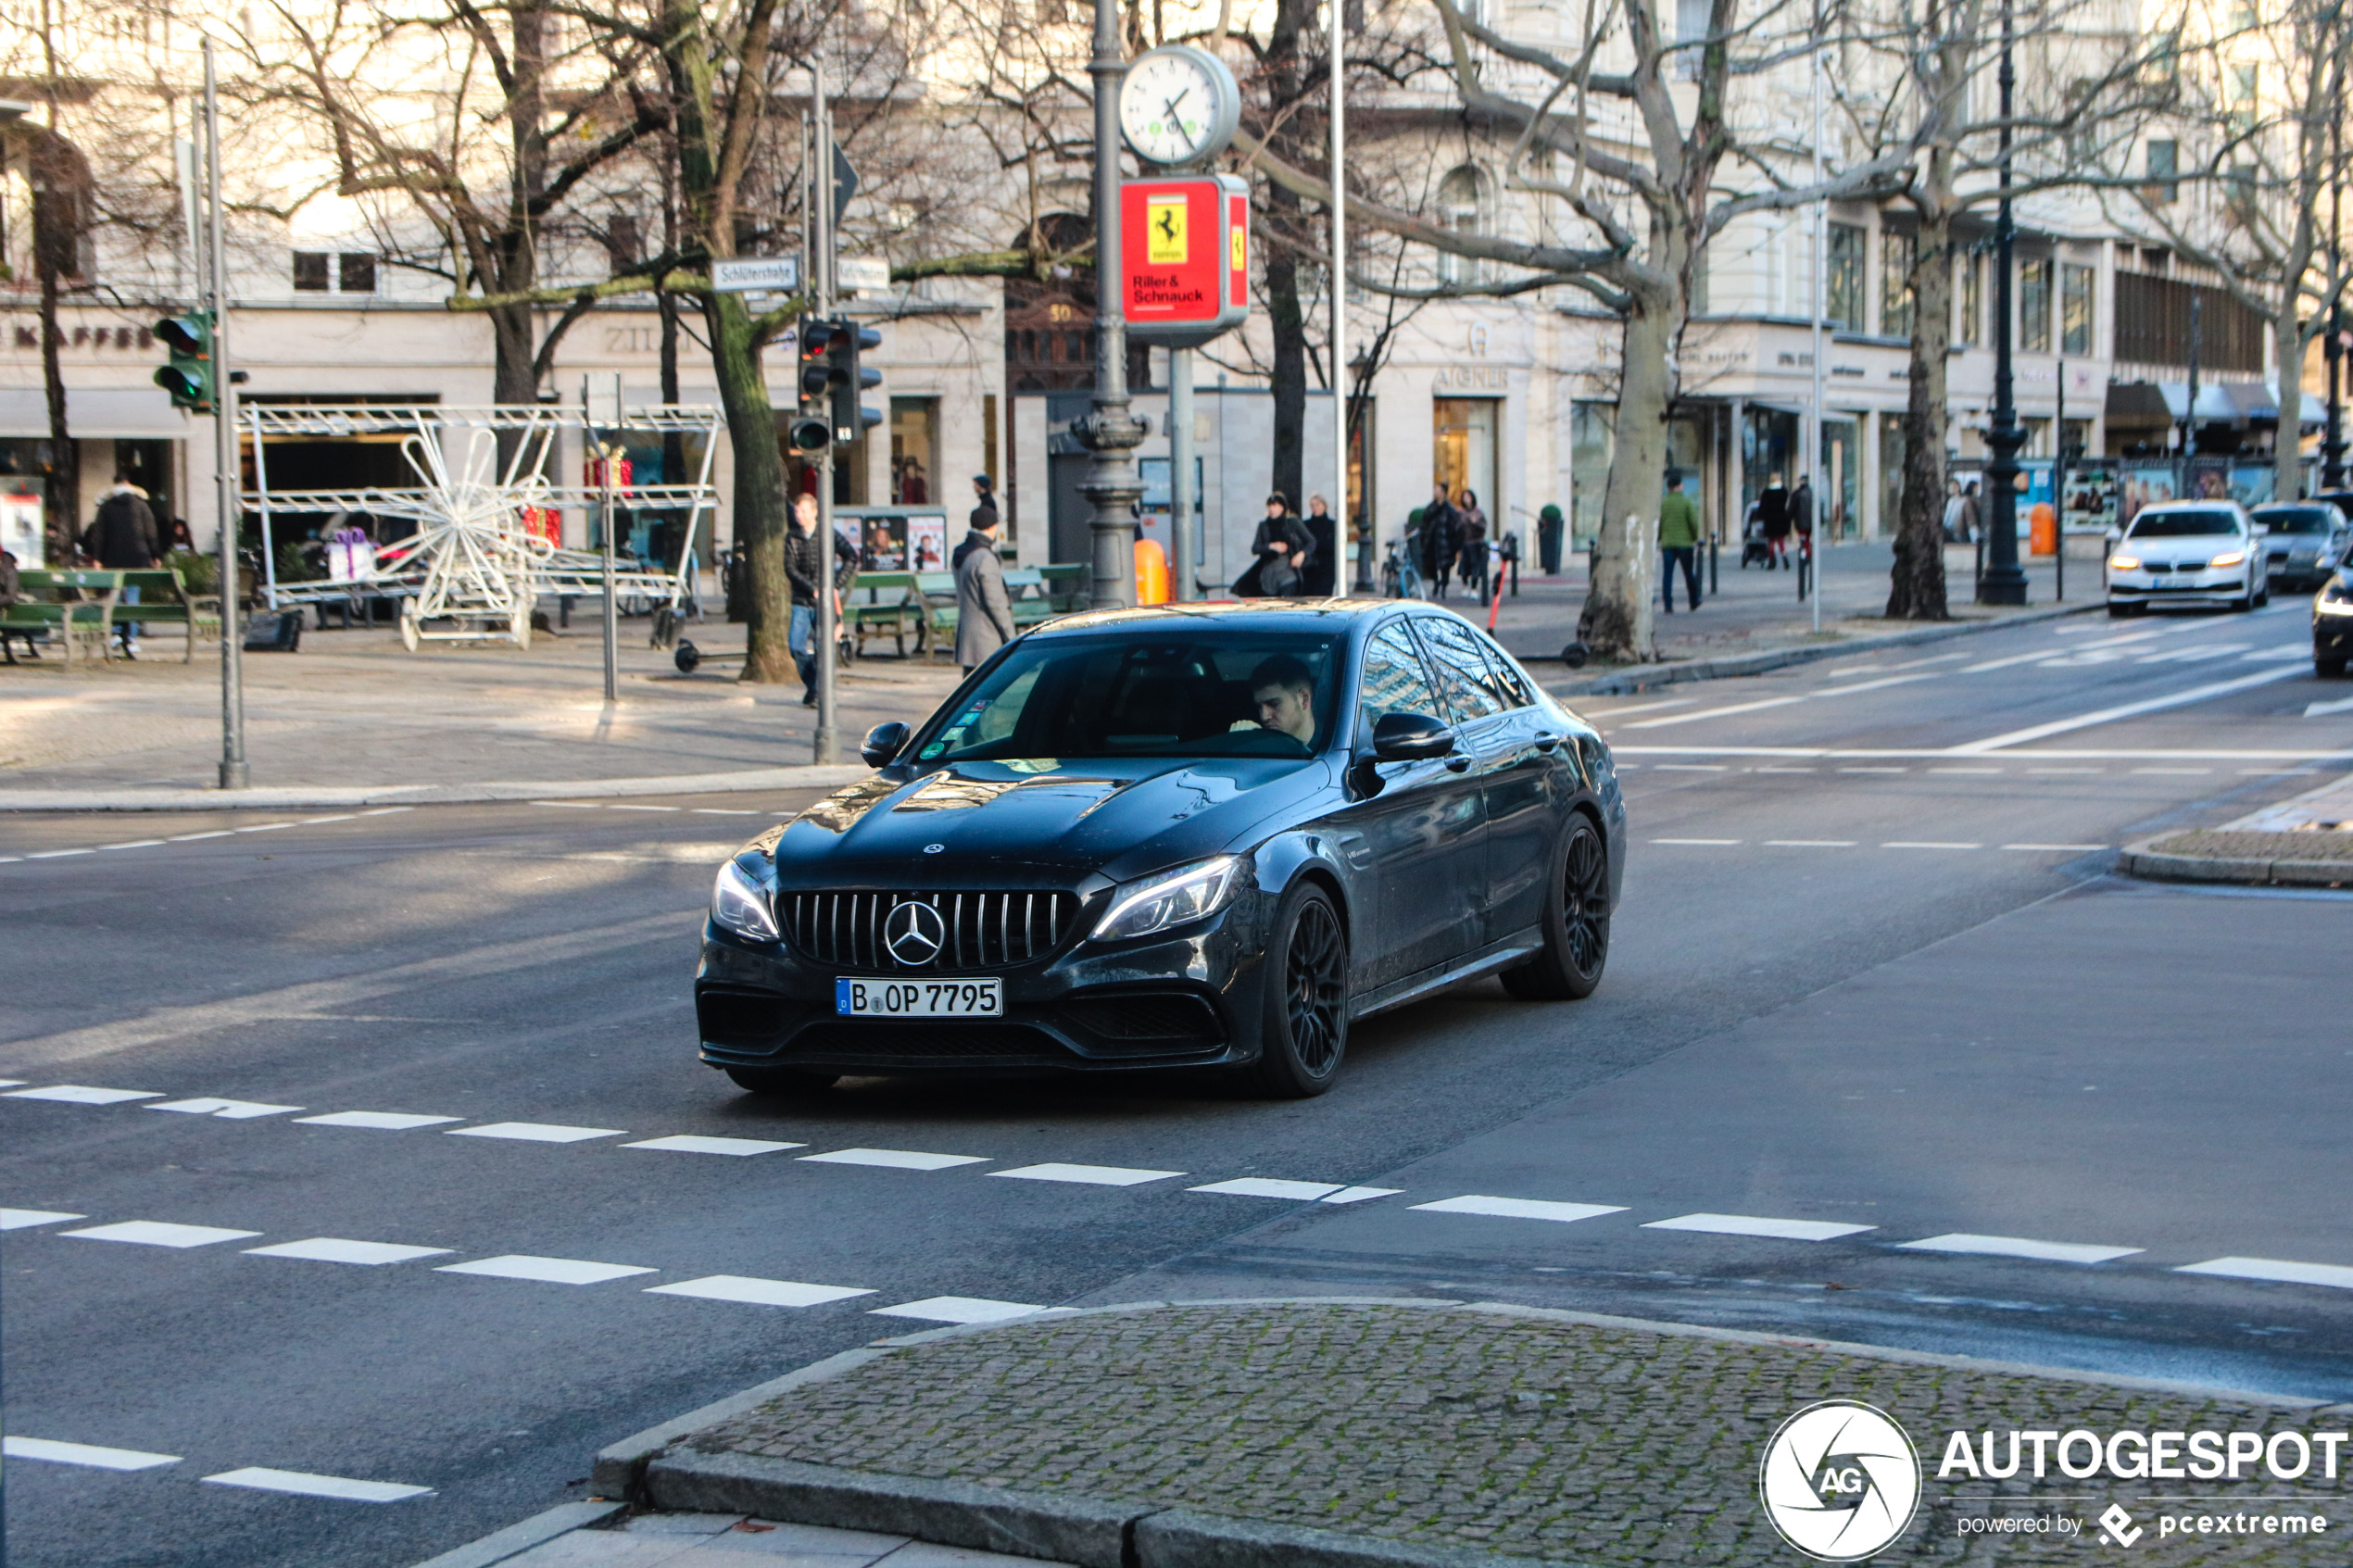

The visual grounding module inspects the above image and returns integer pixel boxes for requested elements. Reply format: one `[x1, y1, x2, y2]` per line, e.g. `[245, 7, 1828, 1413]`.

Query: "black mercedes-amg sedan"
[695, 599, 1626, 1098]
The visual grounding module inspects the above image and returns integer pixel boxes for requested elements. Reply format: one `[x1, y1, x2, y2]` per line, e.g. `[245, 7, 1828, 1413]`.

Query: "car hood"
[2121, 537, 2243, 563]
[767, 755, 1333, 885]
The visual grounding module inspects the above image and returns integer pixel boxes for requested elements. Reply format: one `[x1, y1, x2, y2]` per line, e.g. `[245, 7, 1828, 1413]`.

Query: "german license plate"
[835, 978, 1003, 1017]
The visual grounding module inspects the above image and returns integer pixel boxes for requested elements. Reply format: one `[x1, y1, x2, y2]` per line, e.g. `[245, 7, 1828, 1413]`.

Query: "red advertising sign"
[1119, 173, 1250, 348]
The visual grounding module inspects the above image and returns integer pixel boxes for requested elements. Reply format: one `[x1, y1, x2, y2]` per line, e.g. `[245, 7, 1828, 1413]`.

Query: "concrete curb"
[2118, 836, 2353, 888]
[0, 764, 869, 814]
[1541, 598, 2103, 696]
[595, 1294, 2328, 1568]
[405, 1500, 627, 1568]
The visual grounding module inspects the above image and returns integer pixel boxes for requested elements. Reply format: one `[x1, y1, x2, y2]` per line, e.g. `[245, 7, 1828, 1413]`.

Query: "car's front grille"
[778, 889, 1082, 971]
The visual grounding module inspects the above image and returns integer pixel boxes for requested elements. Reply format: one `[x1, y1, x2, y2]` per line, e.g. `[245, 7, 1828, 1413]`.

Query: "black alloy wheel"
[1503, 816, 1611, 1001]
[725, 1066, 840, 1098]
[1251, 883, 1349, 1098]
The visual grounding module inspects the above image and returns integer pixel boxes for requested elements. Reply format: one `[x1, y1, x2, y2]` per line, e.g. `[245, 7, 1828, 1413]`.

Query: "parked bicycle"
[1381, 533, 1425, 599]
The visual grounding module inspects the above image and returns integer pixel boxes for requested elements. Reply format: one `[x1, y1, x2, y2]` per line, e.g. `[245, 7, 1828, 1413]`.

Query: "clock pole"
[1079, 0, 1146, 609]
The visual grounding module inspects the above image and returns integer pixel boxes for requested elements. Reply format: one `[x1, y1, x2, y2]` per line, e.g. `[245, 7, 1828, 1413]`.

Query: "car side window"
[1357, 622, 1445, 742]
[1469, 628, 1535, 709]
[1413, 617, 1509, 721]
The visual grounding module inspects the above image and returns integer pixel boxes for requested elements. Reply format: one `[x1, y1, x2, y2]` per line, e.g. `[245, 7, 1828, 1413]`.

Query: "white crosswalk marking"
[243, 1238, 454, 1266]
[646, 1276, 876, 1308]
[1409, 1195, 1627, 1224]
[2176, 1257, 2353, 1290]
[434, 1255, 656, 1286]
[203, 1468, 433, 1502]
[623, 1135, 804, 1156]
[64, 1221, 263, 1248]
[799, 1148, 989, 1171]
[146, 1098, 305, 1119]
[1323, 1186, 1403, 1204]
[1189, 1178, 1345, 1200]
[6, 1085, 162, 1105]
[0, 1209, 84, 1229]
[445, 1123, 626, 1144]
[1642, 1213, 1876, 1242]
[294, 1111, 462, 1130]
[1901, 1234, 2143, 1264]
[991, 1163, 1185, 1186]
[869, 1297, 1072, 1325]
[5, 1436, 181, 1471]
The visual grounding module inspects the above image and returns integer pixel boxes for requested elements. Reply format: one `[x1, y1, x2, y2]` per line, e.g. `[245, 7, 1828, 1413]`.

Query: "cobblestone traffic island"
[646, 1300, 2351, 1567]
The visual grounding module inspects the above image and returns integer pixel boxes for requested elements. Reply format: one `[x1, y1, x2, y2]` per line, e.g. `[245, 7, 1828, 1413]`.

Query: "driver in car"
[1231, 654, 1317, 746]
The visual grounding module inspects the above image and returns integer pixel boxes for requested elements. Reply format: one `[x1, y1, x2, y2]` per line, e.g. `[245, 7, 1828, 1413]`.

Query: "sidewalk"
[591, 1299, 2348, 1568]
[2122, 770, 2353, 886]
[0, 618, 963, 809]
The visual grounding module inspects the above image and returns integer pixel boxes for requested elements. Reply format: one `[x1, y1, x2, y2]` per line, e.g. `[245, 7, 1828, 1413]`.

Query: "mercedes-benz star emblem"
[884, 900, 948, 966]
[924, 843, 946, 853]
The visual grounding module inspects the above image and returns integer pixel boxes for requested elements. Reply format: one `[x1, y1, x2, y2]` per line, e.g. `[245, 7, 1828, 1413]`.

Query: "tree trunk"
[704, 295, 793, 683]
[1889, 201, 1954, 620]
[2274, 285, 2308, 505]
[1579, 293, 1671, 660]
[37, 238, 75, 568]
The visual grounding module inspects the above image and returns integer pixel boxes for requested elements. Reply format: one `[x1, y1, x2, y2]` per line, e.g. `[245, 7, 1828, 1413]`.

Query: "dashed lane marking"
[991, 1162, 1187, 1186]
[243, 1238, 456, 1266]
[799, 1148, 990, 1171]
[1651, 837, 1742, 846]
[624, 1135, 804, 1156]
[0, 1208, 84, 1229]
[6, 1085, 162, 1105]
[2176, 1257, 2353, 1290]
[1900, 1234, 2143, 1264]
[203, 1468, 433, 1503]
[1408, 1195, 1629, 1224]
[5, 1437, 181, 1472]
[1643, 1213, 1878, 1242]
[646, 1275, 877, 1308]
[434, 1255, 657, 1286]
[445, 1122, 628, 1145]
[1765, 839, 1855, 847]
[869, 1297, 1074, 1325]
[1882, 841, 1982, 850]
[293, 1111, 462, 1130]
[63, 1221, 264, 1248]
[2000, 843, 2108, 852]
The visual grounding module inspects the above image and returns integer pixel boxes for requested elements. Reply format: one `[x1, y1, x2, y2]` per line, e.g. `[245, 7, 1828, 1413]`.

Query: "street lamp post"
[1977, 0, 2029, 607]
[1077, 0, 1145, 609]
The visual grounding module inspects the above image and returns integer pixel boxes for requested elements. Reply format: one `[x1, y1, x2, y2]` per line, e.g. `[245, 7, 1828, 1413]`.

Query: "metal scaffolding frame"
[240, 402, 724, 649]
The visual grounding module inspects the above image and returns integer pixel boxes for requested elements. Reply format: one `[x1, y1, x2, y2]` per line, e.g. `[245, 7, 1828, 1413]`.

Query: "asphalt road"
[3, 598, 2349, 1568]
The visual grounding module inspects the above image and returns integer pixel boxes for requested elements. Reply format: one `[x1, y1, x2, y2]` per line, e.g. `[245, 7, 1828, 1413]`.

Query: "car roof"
[2253, 502, 2334, 513]
[1027, 599, 1416, 638]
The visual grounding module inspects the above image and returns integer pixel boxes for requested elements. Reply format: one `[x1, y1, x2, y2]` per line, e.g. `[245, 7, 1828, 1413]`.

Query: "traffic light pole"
[812, 55, 839, 766]
[206, 41, 248, 789]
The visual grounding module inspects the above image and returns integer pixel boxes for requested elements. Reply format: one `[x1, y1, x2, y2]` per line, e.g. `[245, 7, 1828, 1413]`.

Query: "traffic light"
[827, 321, 883, 447]
[154, 311, 215, 412]
[788, 319, 834, 455]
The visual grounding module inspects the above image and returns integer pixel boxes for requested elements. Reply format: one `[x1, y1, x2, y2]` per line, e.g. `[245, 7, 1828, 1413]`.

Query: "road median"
[591, 1298, 2347, 1568]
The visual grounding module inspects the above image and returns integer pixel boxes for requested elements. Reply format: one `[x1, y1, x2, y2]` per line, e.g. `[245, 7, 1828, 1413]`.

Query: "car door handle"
[1532, 732, 1563, 752]
[1444, 755, 1472, 773]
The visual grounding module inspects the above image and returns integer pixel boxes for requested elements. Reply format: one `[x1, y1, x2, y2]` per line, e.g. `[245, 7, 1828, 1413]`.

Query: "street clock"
[1119, 44, 1240, 169]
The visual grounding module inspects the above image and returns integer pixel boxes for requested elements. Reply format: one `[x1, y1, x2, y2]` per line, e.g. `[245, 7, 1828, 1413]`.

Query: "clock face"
[1121, 47, 1230, 167]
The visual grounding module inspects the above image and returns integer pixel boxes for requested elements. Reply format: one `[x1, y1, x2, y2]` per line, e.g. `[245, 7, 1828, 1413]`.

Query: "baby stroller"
[1740, 504, 1772, 569]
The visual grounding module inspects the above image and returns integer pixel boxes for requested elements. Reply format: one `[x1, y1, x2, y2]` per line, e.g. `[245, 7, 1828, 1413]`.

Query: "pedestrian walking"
[1422, 483, 1460, 598]
[953, 501, 1015, 672]
[785, 495, 825, 703]
[1658, 470, 1703, 613]
[1958, 480, 1982, 544]
[1302, 494, 1339, 596]
[81, 476, 158, 658]
[1537, 503, 1565, 575]
[1757, 473, 1792, 570]
[1792, 476, 1815, 552]
[1234, 493, 1312, 596]
[1941, 479, 1967, 543]
[970, 473, 1000, 533]
[1456, 489, 1490, 599]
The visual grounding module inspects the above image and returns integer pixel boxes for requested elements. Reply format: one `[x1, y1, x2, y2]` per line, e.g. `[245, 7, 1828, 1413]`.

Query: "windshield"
[2128, 508, 2239, 538]
[913, 632, 1343, 763]
[2254, 507, 2335, 535]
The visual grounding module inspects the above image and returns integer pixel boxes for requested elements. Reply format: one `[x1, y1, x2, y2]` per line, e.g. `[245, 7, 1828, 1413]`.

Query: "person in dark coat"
[784, 495, 849, 704]
[953, 508, 1015, 671]
[969, 474, 1000, 533]
[1537, 503, 1565, 575]
[1756, 474, 1792, 570]
[1455, 489, 1490, 599]
[1791, 477, 1816, 570]
[1302, 495, 1339, 596]
[1234, 493, 1312, 597]
[1421, 482, 1460, 598]
[82, 479, 159, 656]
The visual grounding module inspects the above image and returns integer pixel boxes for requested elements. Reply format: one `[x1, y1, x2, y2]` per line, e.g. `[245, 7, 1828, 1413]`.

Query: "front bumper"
[2315, 610, 2353, 657]
[2107, 568, 2248, 605]
[694, 899, 1269, 1075]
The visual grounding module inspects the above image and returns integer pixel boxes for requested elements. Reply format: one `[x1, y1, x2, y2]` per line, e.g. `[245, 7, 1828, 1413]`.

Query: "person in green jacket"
[1658, 470, 1703, 613]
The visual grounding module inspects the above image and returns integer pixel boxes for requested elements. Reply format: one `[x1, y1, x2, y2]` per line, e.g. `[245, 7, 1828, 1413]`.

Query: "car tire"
[1248, 881, 1349, 1098]
[2318, 656, 2347, 678]
[1503, 816, 1611, 1001]
[2256, 579, 2271, 608]
[2233, 577, 2258, 612]
[724, 1066, 839, 1098]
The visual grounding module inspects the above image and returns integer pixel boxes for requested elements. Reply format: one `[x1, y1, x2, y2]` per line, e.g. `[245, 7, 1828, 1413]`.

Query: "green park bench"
[2, 567, 218, 667]
[911, 559, 1089, 659]
[113, 567, 220, 662]
[846, 571, 922, 659]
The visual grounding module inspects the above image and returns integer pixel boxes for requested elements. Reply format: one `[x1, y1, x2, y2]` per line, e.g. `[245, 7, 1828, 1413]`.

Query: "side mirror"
[1371, 711, 1456, 762]
[2105, 528, 2123, 545]
[861, 721, 911, 770]
[2251, 523, 2270, 538]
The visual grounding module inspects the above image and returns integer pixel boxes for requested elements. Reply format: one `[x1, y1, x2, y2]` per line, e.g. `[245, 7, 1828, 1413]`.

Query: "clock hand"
[1162, 87, 1191, 130]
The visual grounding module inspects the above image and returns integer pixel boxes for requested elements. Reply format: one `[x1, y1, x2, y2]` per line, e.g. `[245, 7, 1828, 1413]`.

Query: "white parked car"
[2106, 502, 2269, 617]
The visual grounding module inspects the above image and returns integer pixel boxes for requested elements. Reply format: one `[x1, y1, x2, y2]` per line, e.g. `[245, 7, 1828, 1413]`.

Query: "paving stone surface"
[688, 1302, 2351, 1566]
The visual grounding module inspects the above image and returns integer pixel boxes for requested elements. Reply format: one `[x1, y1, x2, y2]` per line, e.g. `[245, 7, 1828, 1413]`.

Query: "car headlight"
[711, 858, 781, 941]
[1091, 855, 1244, 942]
[2108, 554, 2140, 571]
[2210, 550, 2246, 569]
[2319, 582, 2353, 616]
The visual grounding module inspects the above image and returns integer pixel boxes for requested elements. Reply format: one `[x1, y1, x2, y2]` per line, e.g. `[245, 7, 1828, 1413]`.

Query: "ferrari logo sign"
[1147, 196, 1189, 264]
[1230, 223, 1246, 273]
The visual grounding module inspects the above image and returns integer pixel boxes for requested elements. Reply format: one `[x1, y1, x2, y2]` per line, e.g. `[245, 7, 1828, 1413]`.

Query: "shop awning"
[2102, 380, 2320, 426]
[0, 388, 194, 439]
